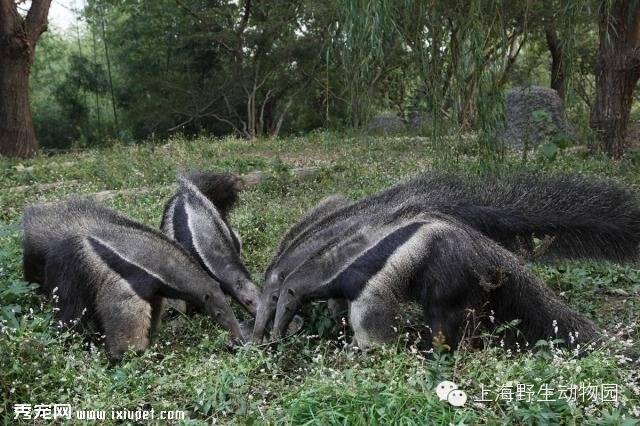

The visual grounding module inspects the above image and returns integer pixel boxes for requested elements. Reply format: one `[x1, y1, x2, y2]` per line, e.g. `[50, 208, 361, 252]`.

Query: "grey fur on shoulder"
[255, 172, 640, 348]
[272, 214, 601, 351]
[161, 172, 260, 315]
[23, 198, 244, 361]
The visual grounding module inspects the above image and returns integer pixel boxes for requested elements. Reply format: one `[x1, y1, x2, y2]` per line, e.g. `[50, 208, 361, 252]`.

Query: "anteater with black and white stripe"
[22, 198, 244, 361]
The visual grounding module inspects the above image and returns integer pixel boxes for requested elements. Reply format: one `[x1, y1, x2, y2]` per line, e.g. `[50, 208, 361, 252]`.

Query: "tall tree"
[0, 0, 52, 157]
[590, 0, 640, 157]
[543, 11, 566, 101]
[85, 0, 332, 139]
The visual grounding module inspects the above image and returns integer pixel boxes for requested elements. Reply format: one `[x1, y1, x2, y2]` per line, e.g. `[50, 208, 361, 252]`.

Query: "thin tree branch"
[497, 33, 526, 88]
[236, 0, 251, 35]
[259, 88, 273, 135]
[272, 99, 293, 138]
[206, 112, 245, 136]
[174, 0, 202, 22]
[223, 94, 244, 124]
[25, 0, 52, 41]
[167, 97, 220, 132]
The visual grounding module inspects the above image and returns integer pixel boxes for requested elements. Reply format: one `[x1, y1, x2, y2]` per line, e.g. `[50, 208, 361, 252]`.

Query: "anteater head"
[212, 262, 259, 316]
[251, 269, 283, 343]
[202, 282, 245, 344]
[272, 285, 303, 340]
[229, 274, 260, 316]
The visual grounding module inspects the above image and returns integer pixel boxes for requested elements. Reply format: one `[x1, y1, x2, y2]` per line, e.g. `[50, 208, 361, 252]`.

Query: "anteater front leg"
[420, 288, 470, 352]
[349, 290, 401, 349]
[95, 279, 153, 361]
[328, 298, 349, 324]
[149, 295, 165, 340]
[413, 229, 486, 352]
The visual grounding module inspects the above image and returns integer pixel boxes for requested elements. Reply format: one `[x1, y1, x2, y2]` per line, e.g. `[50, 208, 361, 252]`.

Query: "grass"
[1, 132, 639, 424]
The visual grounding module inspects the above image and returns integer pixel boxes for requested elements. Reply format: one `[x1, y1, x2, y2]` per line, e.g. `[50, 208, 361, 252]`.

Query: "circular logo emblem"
[435, 381, 467, 407]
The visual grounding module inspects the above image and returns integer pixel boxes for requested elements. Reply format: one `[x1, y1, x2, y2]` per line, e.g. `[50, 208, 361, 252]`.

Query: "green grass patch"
[1, 133, 639, 424]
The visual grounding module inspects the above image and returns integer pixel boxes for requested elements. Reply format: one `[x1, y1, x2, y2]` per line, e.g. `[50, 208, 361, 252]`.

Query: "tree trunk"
[0, 0, 53, 158]
[0, 54, 38, 157]
[590, 1, 640, 157]
[545, 26, 565, 101]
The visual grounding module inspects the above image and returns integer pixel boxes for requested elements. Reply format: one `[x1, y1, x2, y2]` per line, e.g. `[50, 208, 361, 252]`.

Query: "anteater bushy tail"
[182, 171, 242, 220]
[416, 173, 640, 263]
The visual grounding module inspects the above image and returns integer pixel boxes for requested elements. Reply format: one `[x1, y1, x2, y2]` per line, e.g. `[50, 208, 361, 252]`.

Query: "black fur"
[269, 195, 352, 268]
[272, 215, 601, 350]
[43, 236, 98, 331]
[278, 172, 640, 266]
[257, 172, 640, 341]
[161, 172, 260, 315]
[179, 171, 240, 221]
[412, 218, 600, 350]
[23, 198, 246, 358]
[263, 171, 640, 348]
[160, 171, 242, 250]
[171, 195, 224, 284]
[24, 197, 195, 285]
[330, 221, 424, 300]
[253, 195, 353, 342]
[88, 237, 169, 301]
[420, 173, 640, 262]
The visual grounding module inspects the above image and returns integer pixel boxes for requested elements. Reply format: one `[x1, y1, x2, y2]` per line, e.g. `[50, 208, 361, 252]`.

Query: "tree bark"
[0, 54, 38, 157]
[545, 25, 565, 101]
[590, 1, 640, 157]
[0, 0, 52, 158]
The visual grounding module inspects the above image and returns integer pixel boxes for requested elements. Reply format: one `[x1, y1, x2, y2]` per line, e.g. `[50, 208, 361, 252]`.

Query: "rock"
[366, 113, 406, 135]
[407, 111, 433, 131]
[565, 145, 591, 156]
[502, 86, 573, 148]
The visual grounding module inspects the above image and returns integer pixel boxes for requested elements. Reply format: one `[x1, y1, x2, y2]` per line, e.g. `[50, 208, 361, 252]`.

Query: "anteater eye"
[271, 294, 279, 302]
[204, 293, 211, 302]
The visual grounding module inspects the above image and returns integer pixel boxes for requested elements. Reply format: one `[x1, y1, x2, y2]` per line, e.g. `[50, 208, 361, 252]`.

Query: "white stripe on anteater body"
[161, 173, 260, 315]
[256, 172, 640, 344]
[272, 216, 600, 351]
[23, 199, 244, 361]
[45, 235, 163, 358]
[278, 172, 640, 266]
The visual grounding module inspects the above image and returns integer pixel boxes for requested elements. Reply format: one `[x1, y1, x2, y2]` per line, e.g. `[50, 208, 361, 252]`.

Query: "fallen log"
[9, 167, 321, 201]
[92, 167, 320, 201]
[8, 180, 82, 194]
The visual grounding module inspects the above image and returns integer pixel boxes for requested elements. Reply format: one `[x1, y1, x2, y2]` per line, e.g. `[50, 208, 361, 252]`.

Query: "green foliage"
[30, 30, 115, 150]
[28, 0, 621, 150]
[1, 134, 639, 423]
[539, 141, 560, 160]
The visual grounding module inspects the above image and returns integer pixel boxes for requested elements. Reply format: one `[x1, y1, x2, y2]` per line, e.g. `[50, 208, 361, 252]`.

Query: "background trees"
[590, 0, 640, 157]
[1, 0, 639, 157]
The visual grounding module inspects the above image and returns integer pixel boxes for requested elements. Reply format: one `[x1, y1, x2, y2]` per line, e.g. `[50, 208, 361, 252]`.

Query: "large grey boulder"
[407, 111, 433, 132]
[366, 113, 405, 135]
[502, 86, 573, 148]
